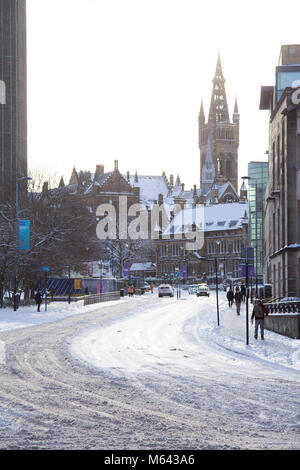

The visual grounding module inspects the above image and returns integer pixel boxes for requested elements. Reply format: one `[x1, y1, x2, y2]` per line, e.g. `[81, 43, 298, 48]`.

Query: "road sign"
[42, 266, 50, 272]
[174, 271, 180, 278]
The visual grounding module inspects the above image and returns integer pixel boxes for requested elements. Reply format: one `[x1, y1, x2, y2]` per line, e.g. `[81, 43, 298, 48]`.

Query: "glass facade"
[247, 161, 269, 281]
[276, 67, 300, 102]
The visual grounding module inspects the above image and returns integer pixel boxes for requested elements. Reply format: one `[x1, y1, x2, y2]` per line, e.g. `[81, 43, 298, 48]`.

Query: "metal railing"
[265, 300, 300, 314]
[84, 291, 120, 306]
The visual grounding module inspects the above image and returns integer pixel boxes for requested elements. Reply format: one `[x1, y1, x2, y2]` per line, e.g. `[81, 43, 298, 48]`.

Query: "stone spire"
[233, 95, 240, 123]
[69, 166, 78, 185]
[198, 99, 205, 125]
[208, 52, 230, 123]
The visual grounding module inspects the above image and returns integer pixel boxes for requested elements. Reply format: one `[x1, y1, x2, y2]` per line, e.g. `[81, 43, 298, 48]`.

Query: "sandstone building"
[199, 53, 240, 197]
[260, 44, 300, 298]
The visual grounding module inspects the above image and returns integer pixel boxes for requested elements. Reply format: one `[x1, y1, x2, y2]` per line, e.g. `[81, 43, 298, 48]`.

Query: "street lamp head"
[17, 176, 32, 182]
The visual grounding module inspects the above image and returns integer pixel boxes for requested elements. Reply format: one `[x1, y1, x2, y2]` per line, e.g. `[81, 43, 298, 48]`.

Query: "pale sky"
[26, 0, 300, 190]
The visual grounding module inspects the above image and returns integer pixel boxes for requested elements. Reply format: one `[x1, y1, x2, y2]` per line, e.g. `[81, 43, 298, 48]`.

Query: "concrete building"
[260, 44, 300, 298]
[0, 0, 27, 202]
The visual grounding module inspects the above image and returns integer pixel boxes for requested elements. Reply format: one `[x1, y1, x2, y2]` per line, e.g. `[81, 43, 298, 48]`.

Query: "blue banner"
[239, 264, 255, 278]
[18, 220, 30, 251]
[123, 262, 129, 277]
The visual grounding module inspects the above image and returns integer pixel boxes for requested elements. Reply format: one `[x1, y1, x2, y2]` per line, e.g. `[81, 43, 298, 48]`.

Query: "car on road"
[158, 284, 174, 298]
[188, 284, 198, 294]
[196, 284, 210, 297]
[279, 297, 300, 302]
[142, 282, 151, 292]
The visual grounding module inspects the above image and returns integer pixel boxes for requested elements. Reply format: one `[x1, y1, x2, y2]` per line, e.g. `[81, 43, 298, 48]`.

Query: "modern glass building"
[247, 161, 269, 282]
[0, 0, 27, 202]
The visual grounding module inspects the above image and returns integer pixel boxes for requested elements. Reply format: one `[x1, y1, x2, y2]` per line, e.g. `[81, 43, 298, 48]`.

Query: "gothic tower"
[199, 53, 239, 193]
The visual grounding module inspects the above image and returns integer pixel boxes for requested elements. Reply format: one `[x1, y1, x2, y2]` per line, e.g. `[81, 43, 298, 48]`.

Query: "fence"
[84, 291, 120, 306]
[265, 301, 300, 314]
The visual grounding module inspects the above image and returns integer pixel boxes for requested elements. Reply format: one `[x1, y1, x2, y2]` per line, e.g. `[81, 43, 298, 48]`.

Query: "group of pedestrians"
[226, 285, 243, 314]
[226, 283, 268, 340]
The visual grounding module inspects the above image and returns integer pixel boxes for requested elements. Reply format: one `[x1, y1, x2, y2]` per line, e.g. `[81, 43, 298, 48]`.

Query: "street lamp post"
[215, 240, 221, 326]
[242, 176, 258, 297]
[14, 176, 32, 311]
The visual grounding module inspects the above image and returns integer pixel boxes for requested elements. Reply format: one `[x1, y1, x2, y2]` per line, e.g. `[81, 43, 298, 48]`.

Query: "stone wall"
[264, 314, 300, 339]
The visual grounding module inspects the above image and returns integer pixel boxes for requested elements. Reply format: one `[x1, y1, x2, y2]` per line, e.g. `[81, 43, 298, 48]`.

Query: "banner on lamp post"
[18, 220, 30, 251]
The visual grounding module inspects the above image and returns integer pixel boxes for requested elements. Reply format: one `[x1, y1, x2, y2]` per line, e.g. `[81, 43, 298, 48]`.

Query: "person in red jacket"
[251, 299, 269, 340]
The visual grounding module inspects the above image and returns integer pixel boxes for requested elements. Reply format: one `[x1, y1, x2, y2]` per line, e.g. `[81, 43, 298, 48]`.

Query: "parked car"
[188, 284, 198, 294]
[142, 282, 151, 292]
[158, 284, 174, 298]
[279, 297, 300, 302]
[196, 284, 210, 297]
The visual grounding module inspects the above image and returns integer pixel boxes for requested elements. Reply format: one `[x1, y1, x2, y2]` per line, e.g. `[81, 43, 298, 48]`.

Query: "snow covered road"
[0, 292, 299, 449]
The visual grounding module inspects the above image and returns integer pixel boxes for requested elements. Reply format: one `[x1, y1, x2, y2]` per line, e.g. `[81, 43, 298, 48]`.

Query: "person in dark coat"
[226, 288, 234, 307]
[234, 287, 243, 315]
[240, 284, 246, 302]
[251, 299, 269, 340]
[34, 290, 42, 312]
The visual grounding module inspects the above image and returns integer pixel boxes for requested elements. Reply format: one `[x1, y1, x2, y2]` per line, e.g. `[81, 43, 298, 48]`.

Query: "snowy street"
[0, 290, 299, 449]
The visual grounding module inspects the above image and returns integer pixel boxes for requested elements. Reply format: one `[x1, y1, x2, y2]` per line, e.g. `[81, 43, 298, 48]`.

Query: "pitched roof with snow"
[127, 175, 170, 206]
[163, 202, 248, 236]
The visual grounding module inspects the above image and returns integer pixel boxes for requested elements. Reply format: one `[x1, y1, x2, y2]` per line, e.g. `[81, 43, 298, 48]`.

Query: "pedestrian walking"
[234, 287, 243, 315]
[34, 290, 42, 312]
[226, 288, 234, 307]
[150, 283, 154, 294]
[240, 284, 246, 302]
[251, 299, 269, 340]
[49, 286, 55, 300]
[128, 285, 134, 297]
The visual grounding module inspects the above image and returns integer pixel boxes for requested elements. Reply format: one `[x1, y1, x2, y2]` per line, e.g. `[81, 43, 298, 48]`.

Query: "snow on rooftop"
[130, 262, 156, 271]
[127, 175, 169, 205]
[164, 202, 248, 235]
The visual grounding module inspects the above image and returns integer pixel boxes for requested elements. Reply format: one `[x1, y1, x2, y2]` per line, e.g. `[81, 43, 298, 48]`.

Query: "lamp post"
[215, 240, 221, 326]
[242, 176, 258, 297]
[14, 176, 32, 311]
[99, 260, 103, 296]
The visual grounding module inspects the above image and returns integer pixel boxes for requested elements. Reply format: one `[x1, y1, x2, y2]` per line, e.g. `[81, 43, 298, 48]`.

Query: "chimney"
[158, 193, 164, 205]
[170, 174, 174, 187]
[181, 183, 185, 192]
[114, 160, 118, 171]
[95, 164, 104, 176]
[42, 181, 48, 193]
[126, 171, 130, 181]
